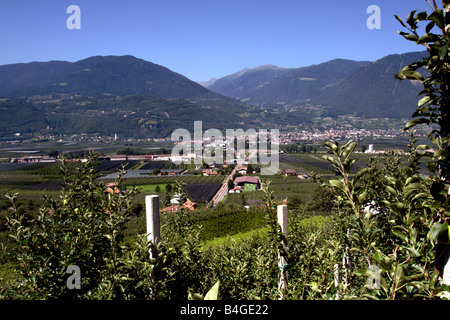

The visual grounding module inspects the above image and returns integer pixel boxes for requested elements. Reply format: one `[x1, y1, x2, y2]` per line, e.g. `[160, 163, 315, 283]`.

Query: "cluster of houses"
[160, 193, 197, 213]
[202, 164, 249, 176]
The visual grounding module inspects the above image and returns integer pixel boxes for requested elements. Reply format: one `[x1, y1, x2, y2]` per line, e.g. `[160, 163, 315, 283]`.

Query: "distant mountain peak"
[196, 78, 218, 88]
[252, 64, 280, 70]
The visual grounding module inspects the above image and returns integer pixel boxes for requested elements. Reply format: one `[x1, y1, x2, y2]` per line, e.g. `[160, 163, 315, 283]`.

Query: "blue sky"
[0, 0, 433, 81]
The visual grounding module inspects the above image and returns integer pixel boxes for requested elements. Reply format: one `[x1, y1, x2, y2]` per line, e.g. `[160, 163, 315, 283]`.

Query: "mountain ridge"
[208, 59, 370, 107]
[312, 51, 428, 118]
[206, 51, 427, 118]
[0, 51, 431, 139]
[0, 55, 217, 100]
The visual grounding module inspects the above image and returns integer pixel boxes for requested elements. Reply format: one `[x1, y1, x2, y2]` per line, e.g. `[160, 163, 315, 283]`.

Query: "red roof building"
[160, 205, 180, 213]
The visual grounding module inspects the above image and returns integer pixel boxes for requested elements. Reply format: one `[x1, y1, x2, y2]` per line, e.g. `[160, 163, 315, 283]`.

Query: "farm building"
[202, 169, 219, 176]
[228, 186, 242, 193]
[110, 155, 152, 161]
[160, 205, 180, 213]
[233, 176, 260, 191]
[237, 166, 247, 175]
[283, 169, 297, 176]
[160, 200, 196, 213]
[182, 200, 197, 211]
[152, 154, 172, 161]
[19, 156, 57, 163]
[161, 169, 184, 175]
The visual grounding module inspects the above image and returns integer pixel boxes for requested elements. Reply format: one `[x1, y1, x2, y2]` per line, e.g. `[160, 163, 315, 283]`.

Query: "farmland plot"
[94, 160, 140, 172]
[183, 183, 223, 203]
[139, 161, 168, 170]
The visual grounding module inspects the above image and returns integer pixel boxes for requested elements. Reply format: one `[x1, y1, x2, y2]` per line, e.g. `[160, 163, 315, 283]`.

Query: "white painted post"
[442, 254, 450, 299]
[146, 195, 160, 259]
[334, 263, 339, 300]
[277, 204, 288, 300]
[277, 204, 288, 238]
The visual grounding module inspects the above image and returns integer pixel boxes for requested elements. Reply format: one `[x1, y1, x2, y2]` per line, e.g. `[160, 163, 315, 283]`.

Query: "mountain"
[208, 60, 370, 107]
[0, 99, 49, 136]
[0, 55, 308, 138]
[313, 51, 428, 118]
[208, 51, 428, 119]
[0, 55, 216, 99]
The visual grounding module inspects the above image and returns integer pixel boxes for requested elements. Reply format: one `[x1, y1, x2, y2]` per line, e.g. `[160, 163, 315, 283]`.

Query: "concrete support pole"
[146, 195, 160, 259]
[277, 204, 288, 300]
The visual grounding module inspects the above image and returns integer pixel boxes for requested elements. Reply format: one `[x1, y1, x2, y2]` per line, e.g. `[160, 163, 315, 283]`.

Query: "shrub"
[1, 154, 155, 299]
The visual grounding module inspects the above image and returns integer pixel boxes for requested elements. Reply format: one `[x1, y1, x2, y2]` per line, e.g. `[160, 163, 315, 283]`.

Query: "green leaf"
[385, 185, 398, 196]
[322, 156, 339, 168]
[394, 14, 408, 28]
[392, 230, 408, 242]
[418, 95, 431, 107]
[416, 11, 428, 21]
[415, 144, 430, 150]
[426, 21, 436, 33]
[438, 43, 448, 59]
[427, 9, 445, 30]
[343, 158, 358, 172]
[417, 32, 438, 44]
[394, 265, 405, 287]
[392, 202, 405, 213]
[188, 292, 204, 300]
[204, 280, 220, 300]
[428, 222, 444, 243]
[323, 141, 338, 153]
[341, 142, 357, 160]
[357, 190, 368, 203]
[401, 70, 425, 81]
[437, 222, 449, 244]
[407, 10, 418, 27]
[397, 31, 419, 42]
[328, 179, 347, 193]
[403, 118, 430, 131]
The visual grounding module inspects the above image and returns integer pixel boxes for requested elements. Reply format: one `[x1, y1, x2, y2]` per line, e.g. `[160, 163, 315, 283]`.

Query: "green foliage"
[322, 135, 448, 299]
[395, 1, 450, 177]
[3, 3, 450, 300]
[0, 99, 48, 136]
[1, 153, 156, 299]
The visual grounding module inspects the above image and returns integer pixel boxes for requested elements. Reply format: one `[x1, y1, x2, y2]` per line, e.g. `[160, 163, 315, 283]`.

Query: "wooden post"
[277, 204, 288, 300]
[146, 195, 160, 259]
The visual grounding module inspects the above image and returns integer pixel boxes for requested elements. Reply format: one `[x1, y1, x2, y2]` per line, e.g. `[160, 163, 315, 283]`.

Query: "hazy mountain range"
[0, 51, 428, 138]
[201, 51, 427, 118]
